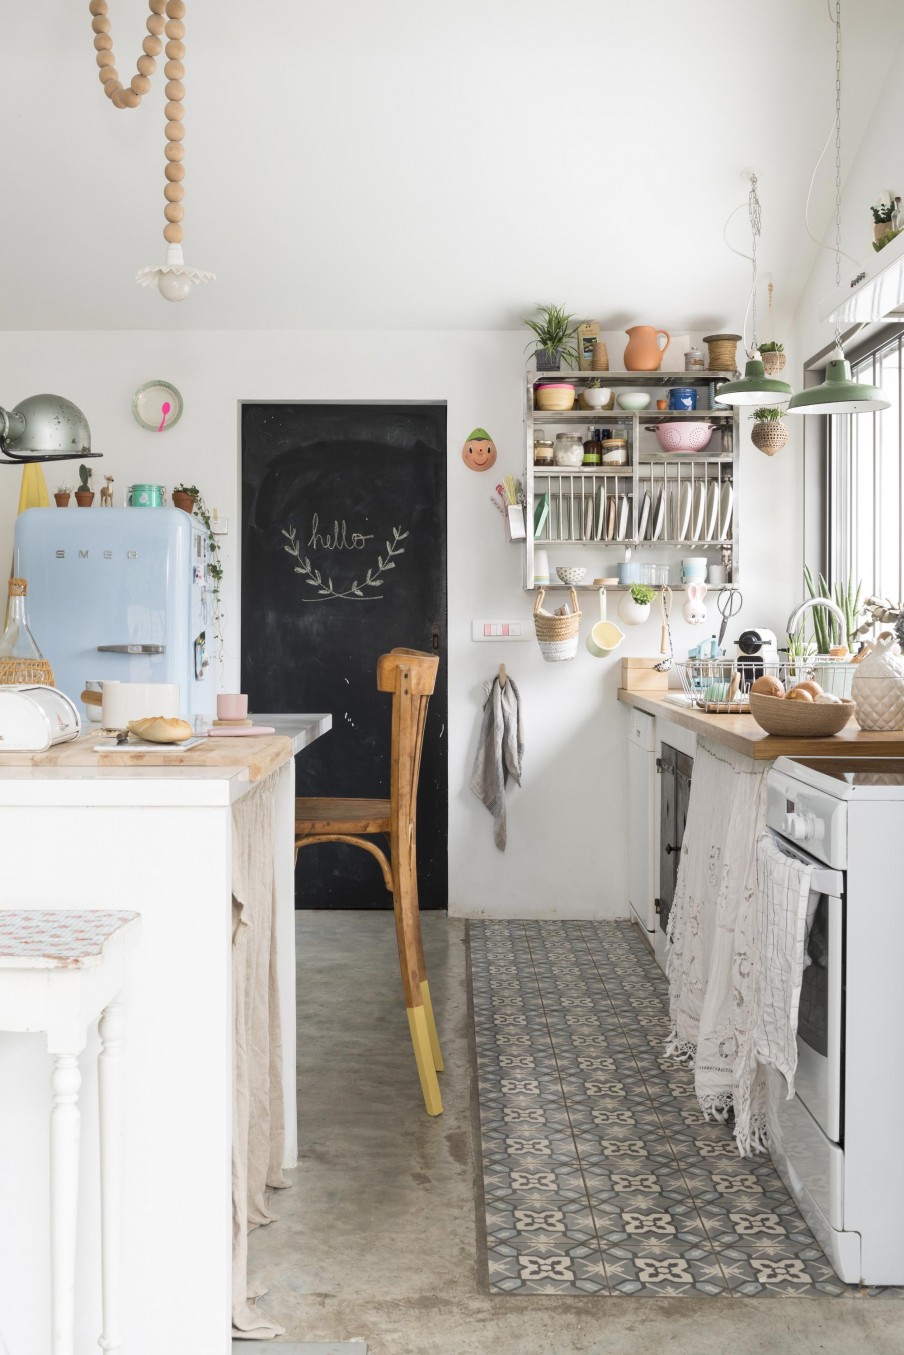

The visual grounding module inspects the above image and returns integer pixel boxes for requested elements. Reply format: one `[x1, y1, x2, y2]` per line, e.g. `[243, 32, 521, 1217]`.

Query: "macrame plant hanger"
[90, 0, 215, 300]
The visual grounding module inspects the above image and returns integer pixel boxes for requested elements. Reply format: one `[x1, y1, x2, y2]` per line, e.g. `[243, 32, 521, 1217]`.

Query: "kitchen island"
[0, 715, 330, 1355]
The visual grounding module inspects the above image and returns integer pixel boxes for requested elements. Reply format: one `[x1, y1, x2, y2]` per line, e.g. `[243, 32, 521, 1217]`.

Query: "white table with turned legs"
[0, 910, 139, 1355]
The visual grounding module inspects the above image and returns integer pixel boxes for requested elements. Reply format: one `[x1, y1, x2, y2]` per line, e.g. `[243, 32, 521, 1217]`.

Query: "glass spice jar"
[533, 436, 554, 466]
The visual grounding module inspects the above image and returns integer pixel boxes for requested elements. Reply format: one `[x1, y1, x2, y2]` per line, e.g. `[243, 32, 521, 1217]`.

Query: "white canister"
[533, 549, 550, 587]
[553, 433, 584, 467]
[850, 636, 904, 730]
[99, 681, 181, 729]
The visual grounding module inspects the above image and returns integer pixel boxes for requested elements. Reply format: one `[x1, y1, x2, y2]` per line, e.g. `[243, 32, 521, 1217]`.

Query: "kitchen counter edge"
[617, 690, 904, 760]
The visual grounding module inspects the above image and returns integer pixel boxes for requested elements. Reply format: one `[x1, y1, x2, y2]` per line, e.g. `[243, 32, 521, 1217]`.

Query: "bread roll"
[128, 716, 194, 743]
[751, 674, 784, 697]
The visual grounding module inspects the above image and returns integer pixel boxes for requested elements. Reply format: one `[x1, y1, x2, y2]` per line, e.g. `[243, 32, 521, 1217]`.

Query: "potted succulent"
[523, 304, 581, 372]
[618, 584, 655, 627]
[172, 482, 198, 514]
[53, 484, 72, 508]
[757, 341, 785, 376]
[871, 200, 894, 244]
[581, 378, 613, 411]
[74, 464, 95, 507]
[749, 406, 789, 456]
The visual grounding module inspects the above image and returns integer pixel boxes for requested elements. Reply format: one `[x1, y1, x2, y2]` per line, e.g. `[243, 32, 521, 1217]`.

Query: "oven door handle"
[766, 832, 843, 897]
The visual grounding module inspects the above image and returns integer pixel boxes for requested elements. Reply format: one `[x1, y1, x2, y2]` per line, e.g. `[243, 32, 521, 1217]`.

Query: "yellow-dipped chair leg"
[407, 1005, 443, 1116]
[420, 979, 444, 1073]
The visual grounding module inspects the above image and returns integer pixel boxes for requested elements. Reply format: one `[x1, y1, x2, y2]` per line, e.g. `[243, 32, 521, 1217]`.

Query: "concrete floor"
[246, 912, 904, 1354]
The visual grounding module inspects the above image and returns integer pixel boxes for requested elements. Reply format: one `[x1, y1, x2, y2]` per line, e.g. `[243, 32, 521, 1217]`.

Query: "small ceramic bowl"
[616, 391, 651, 411]
[556, 566, 587, 586]
[582, 387, 612, 409]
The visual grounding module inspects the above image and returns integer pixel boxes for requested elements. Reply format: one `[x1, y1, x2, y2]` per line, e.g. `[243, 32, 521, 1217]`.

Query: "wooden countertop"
[618, 689, 904, 760]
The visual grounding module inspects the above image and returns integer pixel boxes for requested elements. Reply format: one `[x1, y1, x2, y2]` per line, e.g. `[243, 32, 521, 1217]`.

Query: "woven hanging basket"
[751, 420, 789, 456]
[533, 586, 581, 662]
[760, 350, 786, 375]
[0, 657, 55, 687]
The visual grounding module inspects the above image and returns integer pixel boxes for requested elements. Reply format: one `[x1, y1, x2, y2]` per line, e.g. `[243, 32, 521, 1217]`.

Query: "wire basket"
[677, 655, 859, 712]
[533, 587, 581, 662]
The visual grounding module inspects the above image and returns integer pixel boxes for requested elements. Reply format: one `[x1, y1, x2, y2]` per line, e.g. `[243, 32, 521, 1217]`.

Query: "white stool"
[0, 910, 139, 1355]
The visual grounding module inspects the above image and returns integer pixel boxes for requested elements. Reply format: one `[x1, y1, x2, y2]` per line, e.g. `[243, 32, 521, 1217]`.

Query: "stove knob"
[782, 812, 814, 841]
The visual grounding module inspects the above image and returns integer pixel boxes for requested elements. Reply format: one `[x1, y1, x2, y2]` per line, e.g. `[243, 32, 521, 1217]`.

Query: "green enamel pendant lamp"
[787, 0, 888, 417]
[714, 354, 792, 407]
[714, 174, 793, 409]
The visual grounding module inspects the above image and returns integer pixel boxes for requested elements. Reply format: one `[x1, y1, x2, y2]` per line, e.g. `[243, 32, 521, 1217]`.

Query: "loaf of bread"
[128, 716, 194, 744]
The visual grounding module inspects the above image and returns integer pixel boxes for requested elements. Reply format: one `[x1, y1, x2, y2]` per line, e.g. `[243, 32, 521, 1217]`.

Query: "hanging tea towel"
[470, 674, 524, 851]
[753, 833, 816, 1099]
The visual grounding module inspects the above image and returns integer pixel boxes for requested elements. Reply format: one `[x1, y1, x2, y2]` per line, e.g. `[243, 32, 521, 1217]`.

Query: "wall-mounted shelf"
[523, 367, 740, 589]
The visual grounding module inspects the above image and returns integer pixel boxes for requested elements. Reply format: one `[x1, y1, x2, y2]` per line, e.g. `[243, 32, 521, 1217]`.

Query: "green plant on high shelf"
[523, 304, 582, 371]
[871, 203, 894, 224]
[172, 484, 224, 670]
[803, 565, 863, 653]
[629, 584, 655, 606]
[757, 342, 784, 354]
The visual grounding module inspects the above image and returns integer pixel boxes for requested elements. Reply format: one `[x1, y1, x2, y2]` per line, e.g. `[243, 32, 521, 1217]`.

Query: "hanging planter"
[749, 407, 789, 456]
[758, 342, 786, 375]
[618, 585, 654, 627]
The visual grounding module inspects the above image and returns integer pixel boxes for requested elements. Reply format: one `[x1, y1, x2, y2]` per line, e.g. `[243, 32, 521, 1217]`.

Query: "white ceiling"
[3, 0, 903, 333]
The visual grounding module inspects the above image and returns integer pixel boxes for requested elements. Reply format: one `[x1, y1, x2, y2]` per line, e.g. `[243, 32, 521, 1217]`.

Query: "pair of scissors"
[717, 587, 742, 647]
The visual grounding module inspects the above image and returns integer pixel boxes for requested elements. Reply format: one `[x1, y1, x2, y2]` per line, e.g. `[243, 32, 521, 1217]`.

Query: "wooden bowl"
[749, 693, 855, 737]
[535, 382, 575, 412]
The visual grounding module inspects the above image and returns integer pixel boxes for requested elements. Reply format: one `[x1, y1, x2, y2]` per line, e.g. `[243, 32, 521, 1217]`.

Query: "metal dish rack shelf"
[677, 657, 857, 713]
[523, 369, 741, 589]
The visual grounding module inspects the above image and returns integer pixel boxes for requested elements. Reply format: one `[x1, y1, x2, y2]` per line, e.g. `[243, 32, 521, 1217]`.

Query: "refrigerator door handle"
[97, 644, 166, 654]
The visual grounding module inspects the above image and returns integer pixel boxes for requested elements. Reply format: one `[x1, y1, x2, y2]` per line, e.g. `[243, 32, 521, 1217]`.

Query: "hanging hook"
[498, 663, 507, 689]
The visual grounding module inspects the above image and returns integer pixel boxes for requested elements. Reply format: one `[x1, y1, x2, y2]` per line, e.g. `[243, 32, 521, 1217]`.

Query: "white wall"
[0, 328, 801, 917]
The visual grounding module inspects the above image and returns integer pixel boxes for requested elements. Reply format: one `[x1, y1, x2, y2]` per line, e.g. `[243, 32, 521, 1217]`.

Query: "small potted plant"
[53, 484, 72, 507]
[618, 583, 655, 627]
[871, 200, 894, 244]
[74, 464, 95, 507]
[172, 483, 198, 514]
[757, 341, 785, 376]
[749, 406, 789, 456]
[523, 303, 581, 372]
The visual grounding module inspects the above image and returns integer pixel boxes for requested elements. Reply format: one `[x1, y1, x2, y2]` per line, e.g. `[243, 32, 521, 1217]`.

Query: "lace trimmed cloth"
[665, 738, 770, 1155]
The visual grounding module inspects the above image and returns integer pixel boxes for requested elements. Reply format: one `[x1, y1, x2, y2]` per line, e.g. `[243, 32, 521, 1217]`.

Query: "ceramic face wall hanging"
[462, 428, 497, 472]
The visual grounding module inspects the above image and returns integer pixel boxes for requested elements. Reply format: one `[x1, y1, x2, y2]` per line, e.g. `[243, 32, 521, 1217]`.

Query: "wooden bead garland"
[89, 0, 188, 245]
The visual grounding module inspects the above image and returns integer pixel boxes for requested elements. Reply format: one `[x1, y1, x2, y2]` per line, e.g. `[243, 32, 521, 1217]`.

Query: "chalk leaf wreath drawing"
[282, 525, 409, 601]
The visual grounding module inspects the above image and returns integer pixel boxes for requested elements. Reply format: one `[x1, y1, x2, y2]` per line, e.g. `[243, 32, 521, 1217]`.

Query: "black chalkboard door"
[240, 402, 448, 911]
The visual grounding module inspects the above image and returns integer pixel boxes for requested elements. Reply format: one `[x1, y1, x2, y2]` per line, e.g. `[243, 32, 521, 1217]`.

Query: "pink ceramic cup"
[217, 693, 248, 721]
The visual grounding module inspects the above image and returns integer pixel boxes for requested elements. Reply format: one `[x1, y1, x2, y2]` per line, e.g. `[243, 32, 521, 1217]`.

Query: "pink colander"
[647, 421, 716, 453]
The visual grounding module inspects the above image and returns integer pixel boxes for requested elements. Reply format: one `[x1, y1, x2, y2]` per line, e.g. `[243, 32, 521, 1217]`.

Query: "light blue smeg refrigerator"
[15, 507, 216, 718]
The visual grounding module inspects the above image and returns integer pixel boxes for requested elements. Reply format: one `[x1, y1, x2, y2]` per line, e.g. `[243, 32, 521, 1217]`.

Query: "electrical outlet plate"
[471, 620, 530, 641]
[210, 514, 228, 534]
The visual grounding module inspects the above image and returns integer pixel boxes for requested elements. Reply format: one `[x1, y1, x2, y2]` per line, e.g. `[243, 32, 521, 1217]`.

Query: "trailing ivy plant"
[172, 484, 224, 669]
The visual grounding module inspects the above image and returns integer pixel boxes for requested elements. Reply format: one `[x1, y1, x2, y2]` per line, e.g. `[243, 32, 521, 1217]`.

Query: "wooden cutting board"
[0, 733, 295, 782]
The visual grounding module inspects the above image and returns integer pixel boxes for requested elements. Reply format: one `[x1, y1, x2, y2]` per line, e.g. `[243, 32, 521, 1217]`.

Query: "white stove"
[765, 755, 904, 1286]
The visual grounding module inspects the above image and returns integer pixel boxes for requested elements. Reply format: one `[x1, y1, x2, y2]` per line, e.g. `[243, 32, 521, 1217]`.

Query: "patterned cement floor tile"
[469, 919, 903, 1300]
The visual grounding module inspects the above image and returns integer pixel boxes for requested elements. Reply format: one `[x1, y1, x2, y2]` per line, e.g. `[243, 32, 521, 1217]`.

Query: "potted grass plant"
[53, 484, 72, 507]
[749, 406, 789, 455]
[523, 304, 581, 372]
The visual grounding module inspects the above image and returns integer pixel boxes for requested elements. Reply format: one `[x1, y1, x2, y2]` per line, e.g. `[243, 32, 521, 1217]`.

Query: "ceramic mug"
[708, 565, 727, 586]
[217, 692, 248, 721]
[681, 557, 707, 583]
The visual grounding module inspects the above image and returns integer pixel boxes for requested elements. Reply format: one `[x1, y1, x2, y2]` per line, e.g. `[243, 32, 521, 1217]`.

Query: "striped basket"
[533, 587, 581, 662]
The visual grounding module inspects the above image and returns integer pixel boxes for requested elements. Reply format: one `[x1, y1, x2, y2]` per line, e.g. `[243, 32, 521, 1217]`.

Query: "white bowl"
[556, 566, 587, 586]
[583, 387, 612, 409]
[616, 391, 651, 411]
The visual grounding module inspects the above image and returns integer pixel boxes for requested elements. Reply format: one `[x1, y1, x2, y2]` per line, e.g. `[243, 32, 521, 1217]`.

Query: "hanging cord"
[89, 0, 187, 247]
[802, 0, 862, 282]
[720, 175, 762, 357]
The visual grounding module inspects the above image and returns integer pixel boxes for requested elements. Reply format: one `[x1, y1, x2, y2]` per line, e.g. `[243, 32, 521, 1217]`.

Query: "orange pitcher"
[624, 325, 671, 371]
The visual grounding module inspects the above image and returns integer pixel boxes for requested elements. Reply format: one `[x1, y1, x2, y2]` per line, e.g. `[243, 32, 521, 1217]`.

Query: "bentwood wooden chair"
[294, 648, 444, 1115]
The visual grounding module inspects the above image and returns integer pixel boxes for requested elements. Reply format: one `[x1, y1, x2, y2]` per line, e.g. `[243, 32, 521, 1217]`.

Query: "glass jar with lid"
[601, 435, 628, 466]
[553, 433, 584, 467]
[533, 435, 554, 466]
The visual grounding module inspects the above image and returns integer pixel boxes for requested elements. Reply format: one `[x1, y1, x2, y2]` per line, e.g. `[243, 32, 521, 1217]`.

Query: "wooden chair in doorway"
[293, 648, 444, 1115]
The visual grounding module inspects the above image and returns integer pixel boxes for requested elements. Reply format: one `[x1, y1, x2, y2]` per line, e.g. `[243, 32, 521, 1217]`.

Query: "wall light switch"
[210, 512, 228, 535]
[471, 620, 531, 641]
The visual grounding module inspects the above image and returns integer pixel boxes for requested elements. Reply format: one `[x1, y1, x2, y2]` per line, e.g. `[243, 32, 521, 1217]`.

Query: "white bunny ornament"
[682, 582, 708, 625]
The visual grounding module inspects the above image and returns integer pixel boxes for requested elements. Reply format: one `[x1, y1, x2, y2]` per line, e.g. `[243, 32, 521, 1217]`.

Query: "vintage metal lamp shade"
[0, 395, 100, 465]
[787, 0, 888, 416]
[90, 0, 214, 301]
[715, 174, 793, 409]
